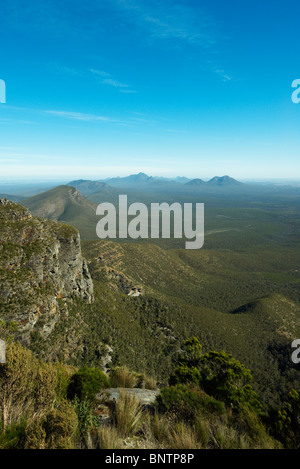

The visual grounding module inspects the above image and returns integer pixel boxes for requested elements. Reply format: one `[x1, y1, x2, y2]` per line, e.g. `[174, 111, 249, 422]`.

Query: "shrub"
[171, 338, 262, 414]
[54, 362, 77, 403]
[43, 400, 78, 449]
[197, 351, 262, 413]
[24, 418, 47, 449]
[0, 319, 18, 343]
[67, 366, 109, 403]
[33, 362, 57, 415]
[157, 384, 225, 422]
[270, 389, 300, 448]
[24, 400, 79, 449]
[0, 341, 38, 430]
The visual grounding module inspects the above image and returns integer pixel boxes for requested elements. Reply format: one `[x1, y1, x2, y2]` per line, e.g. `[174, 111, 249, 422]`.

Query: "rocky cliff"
[0, 198, 94, 345]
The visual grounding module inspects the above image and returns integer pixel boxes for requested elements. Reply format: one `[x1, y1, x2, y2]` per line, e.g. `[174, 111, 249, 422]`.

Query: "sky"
[0, 0, 300, 182]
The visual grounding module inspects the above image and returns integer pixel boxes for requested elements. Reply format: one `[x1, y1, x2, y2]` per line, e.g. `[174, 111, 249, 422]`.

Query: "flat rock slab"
[102, 388, 160, 407]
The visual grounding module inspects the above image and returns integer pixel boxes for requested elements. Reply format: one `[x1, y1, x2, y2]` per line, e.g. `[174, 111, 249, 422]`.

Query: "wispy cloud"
[90, 69, 136, 92]
[110, 0, 218, 48]
[43, 109, 152, 127]
[119, 89, 137, 94]
[165, 128, 189, 134]
[110, 0, 233, 81]
[0, 117, 36, 125]
[1, 104, 157, 127]
[47, 62, 82, 77]
[102, 78, 128, 88]
[43, 109, 113, 122]
[214, 68, 233, 82]
[202, 58, 234, 83]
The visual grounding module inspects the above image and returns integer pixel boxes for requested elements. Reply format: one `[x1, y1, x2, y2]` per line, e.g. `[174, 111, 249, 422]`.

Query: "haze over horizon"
[1, 173, 300, 194]
[1, 0, 300, 181]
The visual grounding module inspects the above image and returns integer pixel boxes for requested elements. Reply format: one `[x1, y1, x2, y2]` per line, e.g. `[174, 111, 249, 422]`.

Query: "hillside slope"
[22, 185, 99, 240]
[80, 238, 300, 407]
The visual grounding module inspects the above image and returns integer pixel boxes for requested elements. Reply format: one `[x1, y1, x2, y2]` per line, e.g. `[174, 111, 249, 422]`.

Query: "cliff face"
[0, 199, 94, 344]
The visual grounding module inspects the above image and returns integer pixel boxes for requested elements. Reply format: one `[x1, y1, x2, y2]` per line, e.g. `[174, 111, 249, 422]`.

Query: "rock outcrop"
[104, 388, 160, 408]
[0, 199, 94, 343]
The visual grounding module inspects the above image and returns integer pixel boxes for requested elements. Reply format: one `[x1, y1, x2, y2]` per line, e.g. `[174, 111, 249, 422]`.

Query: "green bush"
[196, 351, 262, 413]
[272, 389, 300, 448]
[24, 400, 79, 449]
[43, 400, 79, 449]
[157, 384, 225, 422]
[24, 418, 47, 449]
[0, 341, 38, 430]
[54, 362, 77, 403]
[67, 366, 109, 403]
[171, 338, 262, 414]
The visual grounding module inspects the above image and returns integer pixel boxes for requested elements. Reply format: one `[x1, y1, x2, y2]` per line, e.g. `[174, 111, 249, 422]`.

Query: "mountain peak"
[207, 175, 242, 186]
[130, 172, 150, 180]
[186, 178, 206, 186]
[22, 185, 98, 239]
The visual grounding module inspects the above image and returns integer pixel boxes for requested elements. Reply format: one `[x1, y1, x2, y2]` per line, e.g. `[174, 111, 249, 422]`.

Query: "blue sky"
[0, 0, 299, 181]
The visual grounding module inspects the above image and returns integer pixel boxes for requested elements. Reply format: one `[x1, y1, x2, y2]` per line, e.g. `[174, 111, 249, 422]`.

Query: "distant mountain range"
[98, 172, 178, 188]
[67, 173, 242, 193]
[99, 173, 191, 186]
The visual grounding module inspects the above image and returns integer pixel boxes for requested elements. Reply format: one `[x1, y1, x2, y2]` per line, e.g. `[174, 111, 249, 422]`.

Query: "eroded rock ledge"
[0, 198, 94, 343]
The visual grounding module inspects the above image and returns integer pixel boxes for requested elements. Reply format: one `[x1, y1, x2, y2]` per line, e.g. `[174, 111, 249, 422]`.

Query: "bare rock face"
[0, 199, 94, 344]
